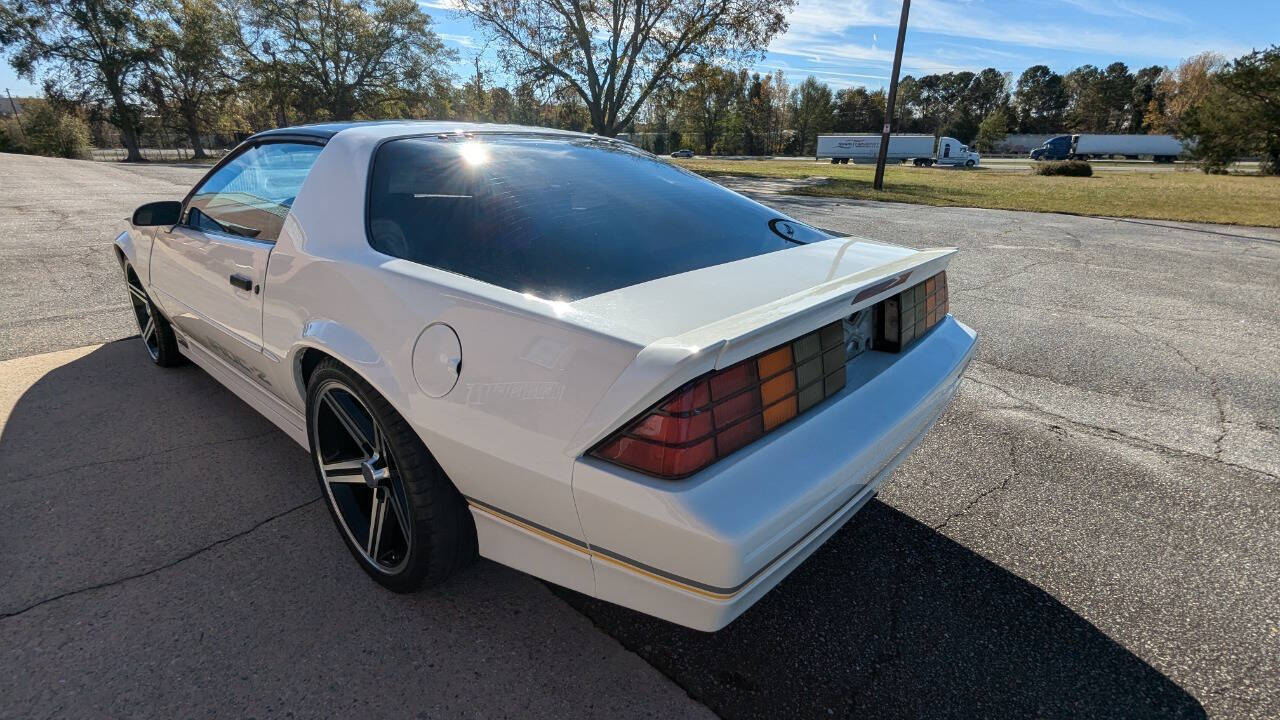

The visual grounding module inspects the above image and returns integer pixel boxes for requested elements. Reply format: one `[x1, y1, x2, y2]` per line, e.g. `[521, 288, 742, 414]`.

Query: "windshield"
[366, 135, 830, 300]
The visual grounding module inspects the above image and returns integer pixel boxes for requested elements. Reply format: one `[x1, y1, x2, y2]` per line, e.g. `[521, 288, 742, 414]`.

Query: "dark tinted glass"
[367, 136, 829, 300]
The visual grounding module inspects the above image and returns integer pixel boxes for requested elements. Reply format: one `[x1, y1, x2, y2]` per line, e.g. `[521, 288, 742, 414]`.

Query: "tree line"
[644, 51, 1277, 172]
[1, 0, 1275, 172]
[0, 0, 791, 160]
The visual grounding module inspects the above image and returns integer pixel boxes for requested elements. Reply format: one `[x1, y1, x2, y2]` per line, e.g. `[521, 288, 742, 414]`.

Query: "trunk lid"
[565, 237, 956, 452]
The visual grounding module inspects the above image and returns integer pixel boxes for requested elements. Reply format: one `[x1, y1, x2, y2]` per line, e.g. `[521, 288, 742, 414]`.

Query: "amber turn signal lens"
[757, 346, 793, 379]
[762, 395, 797, 430]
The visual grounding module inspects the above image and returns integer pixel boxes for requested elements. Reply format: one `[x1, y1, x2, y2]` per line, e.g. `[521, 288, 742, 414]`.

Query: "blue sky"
[2, 0, 1276, 97]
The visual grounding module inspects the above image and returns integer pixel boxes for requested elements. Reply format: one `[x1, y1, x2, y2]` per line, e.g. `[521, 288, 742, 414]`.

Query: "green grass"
[674, 158, 1280, 227]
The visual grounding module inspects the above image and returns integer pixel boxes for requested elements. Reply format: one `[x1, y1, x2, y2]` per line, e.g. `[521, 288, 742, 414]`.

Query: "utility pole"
[873, 0, 911, 191]
[5, 88, 26, 144]
[262, 41, 287, 128]
[472, 55, 485, 121]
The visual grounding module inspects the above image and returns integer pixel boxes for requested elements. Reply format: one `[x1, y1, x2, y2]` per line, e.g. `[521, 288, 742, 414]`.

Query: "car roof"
[248, 120, 606, 144]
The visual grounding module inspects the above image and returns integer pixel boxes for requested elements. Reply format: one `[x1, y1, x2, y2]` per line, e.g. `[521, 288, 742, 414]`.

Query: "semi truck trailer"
[816, 134, 980, 167]
[1030, 134, 1185, 162]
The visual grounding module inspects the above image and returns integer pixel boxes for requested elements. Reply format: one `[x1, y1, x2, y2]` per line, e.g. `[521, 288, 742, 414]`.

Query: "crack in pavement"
[0, 497, 321, 621]
[964, 376, 1277, 483]
[959, 291, 1204, 324]
[1093, 216, 1280, 245]
[0, 303, 131, 330]
[973, 358, 1173, 411]
[933, 436, 1022, 532]
[852, 435, 1024, 706]
[952, 260, 1057, 294]
[1114, 320, 1231, 461]
[1, 433, 274, 486]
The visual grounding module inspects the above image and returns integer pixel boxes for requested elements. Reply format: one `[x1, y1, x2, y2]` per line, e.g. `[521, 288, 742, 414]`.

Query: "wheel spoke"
[321, 457, 365, 481]
[323, 392, 375, 455]
[127, 284, 148, 305]
[367, 489, 387, 559]
[142, 316, 156, 343]
[386, 486, 411, 539]
[313, 381, 410, 572]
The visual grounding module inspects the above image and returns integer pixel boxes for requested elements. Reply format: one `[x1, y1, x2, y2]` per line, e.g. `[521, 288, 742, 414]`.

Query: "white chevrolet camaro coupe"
[115, 121, 977, 631]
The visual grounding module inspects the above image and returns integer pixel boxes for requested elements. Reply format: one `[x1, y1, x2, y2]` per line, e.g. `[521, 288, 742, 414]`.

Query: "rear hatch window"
[366, 135, 829, 300]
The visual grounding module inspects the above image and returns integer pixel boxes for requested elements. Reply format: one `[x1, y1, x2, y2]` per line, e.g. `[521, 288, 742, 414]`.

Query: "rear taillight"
[589, 271, 950, 479]
[878, 271, 948, 351]
[590, 321, 848, 479]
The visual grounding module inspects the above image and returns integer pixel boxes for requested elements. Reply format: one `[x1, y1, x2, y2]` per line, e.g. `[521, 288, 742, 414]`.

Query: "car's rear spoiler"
[566, 247, 956, 455]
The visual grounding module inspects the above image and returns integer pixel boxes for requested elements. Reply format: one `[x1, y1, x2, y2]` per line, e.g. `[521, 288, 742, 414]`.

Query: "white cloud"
[1053, 0, 1191, 26]
[770, 0, 1248, 72]
[419, 0, 463, 11]
[440, 33, 478, 48]
[752, 58, 889, 88]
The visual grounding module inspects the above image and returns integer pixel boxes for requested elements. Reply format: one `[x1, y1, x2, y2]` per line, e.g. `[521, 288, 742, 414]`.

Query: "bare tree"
[460, 0, 793, 136]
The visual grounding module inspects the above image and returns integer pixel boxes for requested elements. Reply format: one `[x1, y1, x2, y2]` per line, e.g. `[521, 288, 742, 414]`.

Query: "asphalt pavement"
[0, 342, 712, 719]
[0, 156, 205, 359]
[2, 152, 1278, 719]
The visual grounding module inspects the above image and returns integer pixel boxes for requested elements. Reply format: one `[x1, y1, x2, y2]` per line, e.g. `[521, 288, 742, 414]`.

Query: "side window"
[186, 142, 322, 242]
[187, 207, 224, 234]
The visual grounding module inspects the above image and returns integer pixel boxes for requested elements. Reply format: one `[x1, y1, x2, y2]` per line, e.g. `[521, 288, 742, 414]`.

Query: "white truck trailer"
[1074, 134, 1184, 161]
[1030, 134, 1185, 162]
[816, 134, 980, 167]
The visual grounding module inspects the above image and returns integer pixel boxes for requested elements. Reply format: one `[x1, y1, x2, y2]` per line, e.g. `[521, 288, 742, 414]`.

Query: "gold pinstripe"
[466, 501, 738, 600]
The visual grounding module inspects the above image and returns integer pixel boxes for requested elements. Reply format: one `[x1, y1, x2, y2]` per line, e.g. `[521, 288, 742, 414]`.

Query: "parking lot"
[2, 152, 1278, 719]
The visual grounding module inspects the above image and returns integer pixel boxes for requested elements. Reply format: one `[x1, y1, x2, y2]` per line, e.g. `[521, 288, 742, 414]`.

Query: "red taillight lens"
[593, 435, 717, 477]
[590, 320, 848, 479]
[590, 271, 951, 479]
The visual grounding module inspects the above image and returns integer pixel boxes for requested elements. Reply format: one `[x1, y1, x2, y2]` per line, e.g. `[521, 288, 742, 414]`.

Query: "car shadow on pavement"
[0, 340, 711, 718]
[555, 500, 1206, 720]
[0, 340, 323, 616]
[0, 341, 1205, 719]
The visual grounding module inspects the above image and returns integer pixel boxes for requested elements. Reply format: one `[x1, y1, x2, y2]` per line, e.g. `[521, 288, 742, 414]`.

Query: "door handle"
[229, 273, 253, 291]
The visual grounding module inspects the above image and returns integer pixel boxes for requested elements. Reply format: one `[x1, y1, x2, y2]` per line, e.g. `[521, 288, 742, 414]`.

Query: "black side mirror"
[132, 200, 182, 227]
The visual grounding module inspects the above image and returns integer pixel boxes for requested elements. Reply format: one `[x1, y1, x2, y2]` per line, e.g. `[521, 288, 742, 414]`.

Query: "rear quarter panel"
[260, 131, 643, 545]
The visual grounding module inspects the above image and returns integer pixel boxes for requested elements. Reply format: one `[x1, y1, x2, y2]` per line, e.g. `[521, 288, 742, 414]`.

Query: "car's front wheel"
[123, 265, 183, 366]
[306, 359, 476, 592]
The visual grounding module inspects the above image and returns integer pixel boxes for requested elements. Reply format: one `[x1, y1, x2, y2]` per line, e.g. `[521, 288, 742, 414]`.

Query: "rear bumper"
[571, 316, 977, 630]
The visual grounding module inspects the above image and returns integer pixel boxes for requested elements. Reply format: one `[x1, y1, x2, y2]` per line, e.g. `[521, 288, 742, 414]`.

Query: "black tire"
[965, 159, 976, 167]
[123, 265, 183, 367]
[306, 359, 476, 592]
